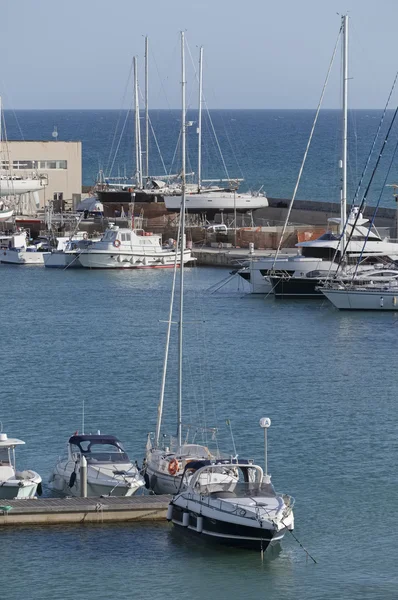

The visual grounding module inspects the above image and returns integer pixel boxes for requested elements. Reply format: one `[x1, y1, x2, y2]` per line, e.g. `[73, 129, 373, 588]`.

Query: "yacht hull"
[50, 470, 144, 497]
[0, 472, 42, 499]
[78, 249, 193, 269]
[170, 504, 287, 551]
[269, 276, 323, 298]
[322, 288, 398, 310]
[145, 466, 182, 495]
[1, 250, 49, 265]
[44, 252, 82, 268]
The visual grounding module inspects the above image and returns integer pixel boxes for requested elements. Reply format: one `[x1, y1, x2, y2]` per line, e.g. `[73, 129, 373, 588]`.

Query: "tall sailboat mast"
[133, 56, 143, 188]
[197, 46, 203, 192]
[145, 36, 149, 181]
[340, 15, 348, 251]
[177, 31, 187, 448]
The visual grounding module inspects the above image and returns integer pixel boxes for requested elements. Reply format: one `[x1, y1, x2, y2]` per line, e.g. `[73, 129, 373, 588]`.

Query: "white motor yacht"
[0, 432, 42, 499]
[238, 207, 398, 295]
[49, 434, 145, 497]
[168, 459, 294, 550]
[78, 225, 193, 269]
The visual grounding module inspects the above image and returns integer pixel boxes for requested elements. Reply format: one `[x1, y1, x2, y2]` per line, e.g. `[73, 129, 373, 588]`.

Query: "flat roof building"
[3, 141, 82, 211]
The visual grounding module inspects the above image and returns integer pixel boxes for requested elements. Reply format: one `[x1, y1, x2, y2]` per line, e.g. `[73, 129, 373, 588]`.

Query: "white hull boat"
[78, 226, 194, 269]
[321, 275, 398, 310]
[0, 432, 42, 499]
[1, 248, 50, 265]
[169, 458, 294, 551]
[49, 434, 145, 497]
[0, 208, 14, 221]
[0, 177, 45, 196]
[44, 251, 82, 269]
[145, 443, 222, 495]
[165, 190, 268, 213]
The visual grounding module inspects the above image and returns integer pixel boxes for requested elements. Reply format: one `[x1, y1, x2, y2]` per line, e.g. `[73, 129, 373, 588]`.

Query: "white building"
[2, 141, 82, 211]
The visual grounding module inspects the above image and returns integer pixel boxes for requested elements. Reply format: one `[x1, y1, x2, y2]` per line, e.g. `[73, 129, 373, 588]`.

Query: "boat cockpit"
[68, 434, 130, 464]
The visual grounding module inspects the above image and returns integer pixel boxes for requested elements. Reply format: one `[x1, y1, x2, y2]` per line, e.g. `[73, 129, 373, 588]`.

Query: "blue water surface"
[0, 264, 397, 599]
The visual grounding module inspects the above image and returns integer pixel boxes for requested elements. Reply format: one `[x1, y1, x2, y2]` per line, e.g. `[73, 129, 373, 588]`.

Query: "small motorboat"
[168, 419, 295, 551]
[49, 433, 145, 497]
[0, 432, 42, 499]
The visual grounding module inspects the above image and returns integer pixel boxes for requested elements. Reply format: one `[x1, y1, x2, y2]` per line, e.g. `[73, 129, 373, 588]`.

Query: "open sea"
[4, 108, 398, 208]
[1, 111, 398, 599]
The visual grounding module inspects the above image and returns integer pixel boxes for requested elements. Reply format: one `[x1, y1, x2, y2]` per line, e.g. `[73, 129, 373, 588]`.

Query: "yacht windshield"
[71, 439, 129, 463]
[102, 230, 117, 242]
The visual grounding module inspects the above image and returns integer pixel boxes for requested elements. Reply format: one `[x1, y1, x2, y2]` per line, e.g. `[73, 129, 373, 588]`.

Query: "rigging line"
[105, 59, 134, 176]
[335, 104, 398, 279]
[202, 97, 231, 181]
[271, 23, 342, 269]
[137, 86, 168, 177]
[107, 100, 133, 178]
[350, 69, 398, 207]
[353, 129, 398, 279]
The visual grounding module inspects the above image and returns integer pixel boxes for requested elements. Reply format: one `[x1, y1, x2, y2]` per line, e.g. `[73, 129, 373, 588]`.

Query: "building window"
[10, 160, 68, 170]
[53, 193, 63, 201]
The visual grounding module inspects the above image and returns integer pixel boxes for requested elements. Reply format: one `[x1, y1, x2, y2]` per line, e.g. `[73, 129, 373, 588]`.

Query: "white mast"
[177, 31, 187, 448]
[145, 36, 149, 181]
[340, 15, 348, 252]
[197, 46, 203, 192]
[133, 56, 143, 188]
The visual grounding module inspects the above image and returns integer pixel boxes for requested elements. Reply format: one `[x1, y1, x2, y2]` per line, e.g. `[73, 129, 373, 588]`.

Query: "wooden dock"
[0, 495, 171, 527]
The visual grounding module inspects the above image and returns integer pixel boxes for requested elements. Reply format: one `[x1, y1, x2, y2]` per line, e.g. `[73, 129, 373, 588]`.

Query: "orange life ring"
[113, 239, 121, 248]
[168, 458, 179, 476]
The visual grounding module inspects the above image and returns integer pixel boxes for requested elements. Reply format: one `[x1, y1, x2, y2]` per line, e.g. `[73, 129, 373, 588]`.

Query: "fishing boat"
[1, 232, 52, 265]
[144, 33, 228, 495]
[0, 432, 42, 499]
[78, 225, 193, 269]
[44, 237, 93, 268]
[49, 434, 145, 497]
[168, 419, 295, 550]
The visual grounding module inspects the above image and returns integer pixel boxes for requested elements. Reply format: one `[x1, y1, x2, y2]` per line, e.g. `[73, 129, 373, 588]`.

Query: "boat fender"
[150, 474, 157, 491]
[168, 459, 179, 476]
[83, 233, 88, 240]
[196, 515, 203, 533]
[144, 472, 150, 489]
[37, 482, 43, 496]
[166, 504, 173, 521]
[114, 239, 121, 248]
[182, 512, 190, 527]
[69, 471, 77, 488]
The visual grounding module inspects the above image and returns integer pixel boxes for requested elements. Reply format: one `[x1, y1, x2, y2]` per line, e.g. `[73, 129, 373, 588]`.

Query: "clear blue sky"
[2, 0, 398, 109]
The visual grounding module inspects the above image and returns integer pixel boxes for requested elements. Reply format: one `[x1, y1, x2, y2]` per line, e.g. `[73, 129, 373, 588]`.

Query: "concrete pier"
[0, 495, 171, 527]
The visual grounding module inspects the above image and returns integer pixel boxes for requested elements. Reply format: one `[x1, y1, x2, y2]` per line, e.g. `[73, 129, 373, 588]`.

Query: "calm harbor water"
[1, 264, 397, 599]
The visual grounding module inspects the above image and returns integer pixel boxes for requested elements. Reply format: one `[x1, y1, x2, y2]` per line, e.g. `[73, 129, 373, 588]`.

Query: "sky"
[2, 0, 398, 109]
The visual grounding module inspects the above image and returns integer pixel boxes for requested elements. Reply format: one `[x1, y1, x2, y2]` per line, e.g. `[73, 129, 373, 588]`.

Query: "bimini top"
[68, 434, 120, 445]
[0, 432, 25, 448]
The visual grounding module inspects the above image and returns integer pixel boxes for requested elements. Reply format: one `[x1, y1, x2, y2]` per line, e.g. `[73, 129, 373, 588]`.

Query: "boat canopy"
[68, 434, 129, 463]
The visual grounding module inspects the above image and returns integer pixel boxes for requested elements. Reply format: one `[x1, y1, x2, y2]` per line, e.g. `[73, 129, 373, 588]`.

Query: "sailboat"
[144, 33, 227, 496]
[164, 46, 268, 218]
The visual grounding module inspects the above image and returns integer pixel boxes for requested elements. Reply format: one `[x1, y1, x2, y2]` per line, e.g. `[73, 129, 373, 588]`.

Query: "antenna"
[259, 417, 271, 483]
